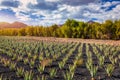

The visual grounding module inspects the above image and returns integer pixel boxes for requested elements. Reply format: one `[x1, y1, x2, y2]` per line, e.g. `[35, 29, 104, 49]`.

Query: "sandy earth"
[11, 36, 120, 46]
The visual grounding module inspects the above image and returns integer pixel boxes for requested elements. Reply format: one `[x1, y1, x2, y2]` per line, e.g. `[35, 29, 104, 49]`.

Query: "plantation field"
[0, 36, 120, 80]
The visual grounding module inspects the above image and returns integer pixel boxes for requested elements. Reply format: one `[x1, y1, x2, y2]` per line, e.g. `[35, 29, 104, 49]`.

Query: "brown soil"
[5, 36, 120, 46]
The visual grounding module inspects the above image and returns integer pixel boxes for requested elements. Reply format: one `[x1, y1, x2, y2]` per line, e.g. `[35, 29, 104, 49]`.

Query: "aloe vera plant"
[68, 64, 76, 73]
[63, 71, 74, 80]
[58, 61, 65, 69]
[12, 54, 17, 60]
[49, 68, 57, 78]
[0, 75, 3, 80]
[9, 62, 16, 70]
[105, 64, 114, 77]
[37, 65, 45, 73]
[33, 55, 37, 60]
[16, 67, 24, 77]
[98, 56, 105, 67]
[17, 56, 23, 61]
[24, 71, 34, 80]
[24, 58, 29, 64]
[109, 56, 118, 65]
[86, 61, 98, 80]
[29, 59, 35, 68]
[3, 59, 10, 67]
[37, 75, 46, 80]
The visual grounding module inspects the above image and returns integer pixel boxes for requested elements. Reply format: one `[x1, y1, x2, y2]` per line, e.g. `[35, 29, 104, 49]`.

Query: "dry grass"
[40, 58, 52, 67]
[76, 59, 84, 66]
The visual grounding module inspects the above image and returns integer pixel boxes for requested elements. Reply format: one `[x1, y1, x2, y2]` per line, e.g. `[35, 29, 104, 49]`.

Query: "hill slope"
[0, 22, 27, 28]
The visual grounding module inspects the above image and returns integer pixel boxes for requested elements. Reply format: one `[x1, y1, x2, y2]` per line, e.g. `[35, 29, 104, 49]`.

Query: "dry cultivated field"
[0, 36, 120, 80]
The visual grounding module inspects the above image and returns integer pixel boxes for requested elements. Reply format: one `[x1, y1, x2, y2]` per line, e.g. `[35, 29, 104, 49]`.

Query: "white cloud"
[38, 19, 65, 26]
[45, 0, 59, 2]
[83, 2, 120, 21]
[27, 1, 120, 25]
[0, 0, 120, 25]
[113, 5, 120, 12]
[103, 2, 112, 7]
[15, 12, 31, 21]
[87, 3, 101, 11]
[0, 6, 7, 10]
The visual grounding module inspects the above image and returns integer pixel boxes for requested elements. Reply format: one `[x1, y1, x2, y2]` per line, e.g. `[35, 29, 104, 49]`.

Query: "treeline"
[0, 19, 120, 40]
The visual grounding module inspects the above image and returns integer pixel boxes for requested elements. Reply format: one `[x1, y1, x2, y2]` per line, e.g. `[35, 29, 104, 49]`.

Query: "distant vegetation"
[0, 19, 120, 40]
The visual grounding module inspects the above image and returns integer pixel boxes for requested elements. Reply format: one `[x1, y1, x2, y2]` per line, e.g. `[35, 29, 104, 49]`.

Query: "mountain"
[87, 20, 95, 24]
[0, 22, 11, 28]
[0, 21, 27, 29]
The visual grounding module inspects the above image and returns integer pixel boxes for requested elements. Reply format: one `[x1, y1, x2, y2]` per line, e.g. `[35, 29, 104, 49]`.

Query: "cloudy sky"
[0, 0, 120, 26]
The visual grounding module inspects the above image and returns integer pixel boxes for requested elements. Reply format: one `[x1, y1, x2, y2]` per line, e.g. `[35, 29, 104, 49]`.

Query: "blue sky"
[0, 0, 120, 26]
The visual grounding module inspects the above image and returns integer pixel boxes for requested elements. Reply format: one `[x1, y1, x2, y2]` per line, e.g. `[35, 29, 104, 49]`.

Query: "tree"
[64, 19, 79, 27]
[18, 28, 26, 36]
[26, 27, 34, 36]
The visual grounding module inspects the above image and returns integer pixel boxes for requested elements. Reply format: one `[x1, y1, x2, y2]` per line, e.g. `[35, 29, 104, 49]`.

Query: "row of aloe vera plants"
[86, 43, 120, 80]
[0, 36, 120, 80]
[0, 37, 79, 79]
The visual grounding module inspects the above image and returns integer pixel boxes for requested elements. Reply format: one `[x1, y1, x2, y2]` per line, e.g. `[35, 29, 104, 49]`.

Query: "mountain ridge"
[0, 21, 27, 29]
